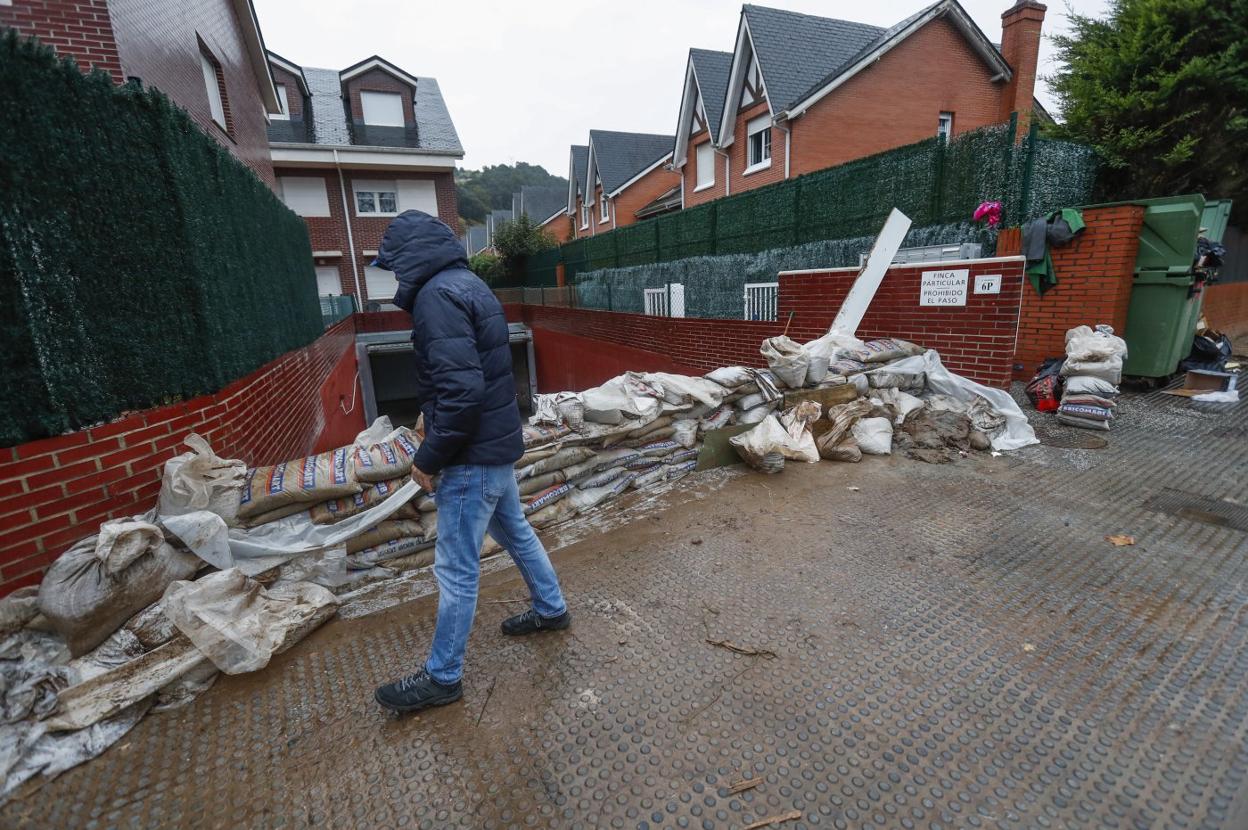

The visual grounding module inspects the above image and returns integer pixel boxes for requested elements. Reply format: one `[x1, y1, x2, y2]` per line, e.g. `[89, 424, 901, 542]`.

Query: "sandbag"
[778, 401, 821, 463]
[163, 569, 337, 674]
[817, 399, 873, 456]
[857, 338, 924, 363]
[526, 447, 597, 477]
[735, 404, 772, 425]
[1064, 324, 1127, 363]
[662, 448, 700, 466]
[672, 419, 699, 448]
[820, 437, 862, 462]
[38, 521, 201, 656]
[522, 424, 572, 447]
[157, 434, 245, 524]
[760, 336, 810, 388]
[516, 446, 560, 470]
[238, 446, 360, 520]
[528, 499, 577, 528]
[805, 354, 830, 385]
[578, 466, 627, 489]
[851, 417, 893, 455]
[828, 357, 869, 376]
[580, 374, 663, 424]
[729, 416, 791, 473]
[523, 483, 572, 515]
[347, 537, 432, 571]
[704, 366, 753, 388]
[307, 477, 413, 524]
[239, 502, 313, 528]
[1060, 357, 1122, 384]
[700, 406, 733, 431]
[564, 449, 642, 482]
[353, 428, 420, 483]
[569, 473, 637, 513]
[1063, 375, 1119, 397]
[870, 388, 925, 425]
[1057, 412, 1111, 432]
[344, 520, 425, 554]
[518, 470, 566, 497]
[637, 440, 681, 457]
[736, 392, 768, 411]
[617, 426, 676, 447]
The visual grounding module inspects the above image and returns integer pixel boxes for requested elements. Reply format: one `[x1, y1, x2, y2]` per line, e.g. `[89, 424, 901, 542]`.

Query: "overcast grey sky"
[256, 0, 1110, 175]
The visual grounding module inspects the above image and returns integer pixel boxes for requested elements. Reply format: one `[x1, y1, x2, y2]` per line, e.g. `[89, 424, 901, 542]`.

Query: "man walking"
[371, 210, 570, 715]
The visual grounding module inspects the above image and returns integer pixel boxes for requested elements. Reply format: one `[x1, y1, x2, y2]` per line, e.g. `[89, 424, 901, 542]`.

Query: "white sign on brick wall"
[919, 268, 969, 306]
[974, 274, 1002, 294]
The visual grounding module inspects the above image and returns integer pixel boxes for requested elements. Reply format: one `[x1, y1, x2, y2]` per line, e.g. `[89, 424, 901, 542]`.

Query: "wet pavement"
[4, 387, 1247, 829]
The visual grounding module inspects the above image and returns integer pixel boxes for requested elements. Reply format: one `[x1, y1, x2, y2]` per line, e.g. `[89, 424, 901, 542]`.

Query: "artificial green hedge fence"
[529, 120, 1097, 286]
[0, 33, 322, 447]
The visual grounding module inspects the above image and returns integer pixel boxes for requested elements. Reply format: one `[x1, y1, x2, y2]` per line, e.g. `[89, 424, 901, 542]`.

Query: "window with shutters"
[695, 142, 715, 190]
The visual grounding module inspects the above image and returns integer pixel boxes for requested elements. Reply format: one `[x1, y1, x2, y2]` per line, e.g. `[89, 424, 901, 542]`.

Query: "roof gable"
[340, 55, 420, 89]
[673, 48, 734, 167]
[587, 130, 674, 196]
[567, 144, 589, 212]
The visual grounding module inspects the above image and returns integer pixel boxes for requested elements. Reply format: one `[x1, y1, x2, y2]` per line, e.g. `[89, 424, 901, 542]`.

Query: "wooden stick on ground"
[705, 638, 776, 658]
[727, 776, 764, 794]
[743, 810, 802, 830]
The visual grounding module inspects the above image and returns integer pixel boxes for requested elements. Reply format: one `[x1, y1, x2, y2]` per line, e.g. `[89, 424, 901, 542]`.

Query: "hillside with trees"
[456, 162, 567, 225]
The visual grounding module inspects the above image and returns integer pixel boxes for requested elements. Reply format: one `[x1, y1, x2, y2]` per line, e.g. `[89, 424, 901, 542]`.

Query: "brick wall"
[608, 161, 680, 230]
[726, 99, 785, 196]
[1203, 282, 1248, 338]
[507, 257, 1025, 391]
[343, 67, 415, 126]
[999, 204, 1145, 378]
[106, 0, 276, 187]
[0, 317, 365, 596]
[280, 167, 459, 302]
[0, 0, 123, 81]
[680, 132, 727, 209]
[791, 16, 1006, 176]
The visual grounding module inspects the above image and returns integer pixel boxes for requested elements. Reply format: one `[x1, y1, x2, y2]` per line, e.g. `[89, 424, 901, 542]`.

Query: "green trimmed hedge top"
[0, 33, 323, 447]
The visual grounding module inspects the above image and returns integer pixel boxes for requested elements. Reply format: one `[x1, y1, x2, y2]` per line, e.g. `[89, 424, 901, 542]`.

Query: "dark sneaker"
[374, 668, 462, 714]
[501, 607, 572, 636]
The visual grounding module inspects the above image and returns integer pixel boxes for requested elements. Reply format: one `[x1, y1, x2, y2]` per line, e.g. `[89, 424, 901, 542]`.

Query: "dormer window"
[361, 90, 404, 127]
[273, 83, 290, 120]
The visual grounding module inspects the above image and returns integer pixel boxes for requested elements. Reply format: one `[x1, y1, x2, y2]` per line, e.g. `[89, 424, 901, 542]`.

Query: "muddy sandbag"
[526, 447, 597, 477]
[700, 406, 733, 431]
[0, 587, 40, 637]
[569, 473, 637, 513]
[602, 416, 673, 447]
[239, 502, 313, 528]
[778, 401, 822, 463]
[163, 569, 338, 674]
[308, 477, 414, 524]
[344, 520, 425, 554]
[518, 470, 567, 497]
[893, 409, 974, 463]
[822, 438, 862, 462]
[672, 419, 699, 448]
[637, 440, 681, 457]
[735, 404, 772, 425]
[157, 434, 246, 524]
[353, 428, 420, 483]
[761, 336, 810, 388]
[522, 423, 571, 448]
[564, 449, 641, 482]
[616, 426, 676, 447]
[523, 483, 573, 515]
[816, 399, 872, 460]
[851, 417, 893, 455]
[730, 416, 799, 472]
[238, 446, 360, 520]
[124, 601, 178, 650]
[663, 448, 700, 466]
[517, 446, 560, 470]
[858, 338, 924, 363]
[346, 537, 432, 570]
[704, 366, 753, 388]
[578, 466, 627, 489]
[38, 521, 201, 657]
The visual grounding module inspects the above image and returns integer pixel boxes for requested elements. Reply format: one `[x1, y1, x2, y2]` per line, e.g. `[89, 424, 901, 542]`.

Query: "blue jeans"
[425, 463, 568, 684]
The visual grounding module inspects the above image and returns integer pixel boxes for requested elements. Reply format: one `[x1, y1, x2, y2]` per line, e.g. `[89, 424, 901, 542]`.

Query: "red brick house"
[571, 130, 679, 239]
[673, 0, 1047, 206]
[1, 0, 282, 187]
[265, 54, 464, 310]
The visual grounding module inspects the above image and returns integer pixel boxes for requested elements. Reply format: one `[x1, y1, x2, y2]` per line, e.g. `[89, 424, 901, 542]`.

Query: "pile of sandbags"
[1057, 325, 1125, 431]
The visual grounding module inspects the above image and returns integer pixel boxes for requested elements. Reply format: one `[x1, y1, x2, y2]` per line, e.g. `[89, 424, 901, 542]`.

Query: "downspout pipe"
[333, 149, 364, 305]
[774, 119, 792, 179]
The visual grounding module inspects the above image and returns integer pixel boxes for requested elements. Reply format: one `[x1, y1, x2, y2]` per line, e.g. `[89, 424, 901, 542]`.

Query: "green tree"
[1049, 0, 1248, 221]
[455, 161, 567, 226]
[468, 251, 505, 285]
[490, 214, 555, 283]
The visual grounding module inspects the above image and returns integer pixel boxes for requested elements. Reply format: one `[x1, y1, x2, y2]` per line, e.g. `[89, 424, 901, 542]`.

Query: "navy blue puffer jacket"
[374, 210, 523, 474]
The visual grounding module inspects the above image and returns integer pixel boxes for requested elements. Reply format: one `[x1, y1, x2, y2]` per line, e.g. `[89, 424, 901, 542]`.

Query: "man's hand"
[410, 465, 435, 493]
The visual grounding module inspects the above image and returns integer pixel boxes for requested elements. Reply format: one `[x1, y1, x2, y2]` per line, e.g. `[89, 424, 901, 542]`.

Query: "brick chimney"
[998, 0, 1046, 138]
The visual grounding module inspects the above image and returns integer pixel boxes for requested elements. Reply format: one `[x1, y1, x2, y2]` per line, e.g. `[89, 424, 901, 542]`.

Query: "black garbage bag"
[1179, 330, 1232, 373]
[1025, 357, 1065, 411]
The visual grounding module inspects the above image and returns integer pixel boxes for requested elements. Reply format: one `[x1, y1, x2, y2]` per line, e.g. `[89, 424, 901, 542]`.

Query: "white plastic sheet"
[870, 351, 1038, 451]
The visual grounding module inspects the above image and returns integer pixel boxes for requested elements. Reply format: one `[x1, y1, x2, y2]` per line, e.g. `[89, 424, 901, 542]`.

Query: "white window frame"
[200, 50, 227, 130]
[360, 90, 405, 127]
[694, 141, 715, 191]
[937, 111, 954, 141]
[579, 202, 589, 230]
[745, 114, 772, 174]
[598, 189, 609, 224]
[743, 282, 779, 321]
[273, 83, 290, 120]
[352, 179, 399, 217]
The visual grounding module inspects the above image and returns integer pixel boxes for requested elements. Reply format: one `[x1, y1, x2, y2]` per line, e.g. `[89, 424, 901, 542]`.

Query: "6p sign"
[919, 269, 968, 307]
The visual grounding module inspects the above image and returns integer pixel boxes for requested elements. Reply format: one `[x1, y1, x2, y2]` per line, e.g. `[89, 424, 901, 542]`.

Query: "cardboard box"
[1162, 369, 1238, 398]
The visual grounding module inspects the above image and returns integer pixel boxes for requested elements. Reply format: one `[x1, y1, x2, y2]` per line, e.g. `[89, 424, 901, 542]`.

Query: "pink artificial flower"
[973, 200, 1002, 228]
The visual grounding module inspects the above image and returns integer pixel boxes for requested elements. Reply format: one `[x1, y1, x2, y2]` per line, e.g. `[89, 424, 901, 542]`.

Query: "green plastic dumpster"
[1108, 194, 1231, 378]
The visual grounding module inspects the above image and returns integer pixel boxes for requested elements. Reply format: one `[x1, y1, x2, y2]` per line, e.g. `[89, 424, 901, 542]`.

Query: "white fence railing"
[743, 282, 779, 321]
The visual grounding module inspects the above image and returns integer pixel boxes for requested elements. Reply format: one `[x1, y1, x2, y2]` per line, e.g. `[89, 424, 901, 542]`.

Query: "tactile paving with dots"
[4, 387, 1247, 829]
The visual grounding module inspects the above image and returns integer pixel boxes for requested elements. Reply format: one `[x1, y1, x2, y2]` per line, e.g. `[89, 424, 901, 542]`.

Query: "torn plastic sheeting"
[161, 480, 423, 575]
[42, 636, 207, 732]
[868, 351, 1037, 451]
[162, 569, 337, 675]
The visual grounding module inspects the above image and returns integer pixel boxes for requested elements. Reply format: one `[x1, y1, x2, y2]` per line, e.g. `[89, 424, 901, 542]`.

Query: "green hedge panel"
[0, 34, 322, 447]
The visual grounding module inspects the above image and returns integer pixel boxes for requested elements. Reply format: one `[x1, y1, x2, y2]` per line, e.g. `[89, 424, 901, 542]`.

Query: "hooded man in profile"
[370, 210, 570, 715]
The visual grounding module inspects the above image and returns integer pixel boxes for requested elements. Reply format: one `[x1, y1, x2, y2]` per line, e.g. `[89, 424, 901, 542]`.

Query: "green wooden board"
[696, 424, 754, 470]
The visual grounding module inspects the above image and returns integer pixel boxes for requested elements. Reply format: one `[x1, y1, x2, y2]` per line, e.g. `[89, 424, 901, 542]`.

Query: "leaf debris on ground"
[1105, 534, 1136, 546]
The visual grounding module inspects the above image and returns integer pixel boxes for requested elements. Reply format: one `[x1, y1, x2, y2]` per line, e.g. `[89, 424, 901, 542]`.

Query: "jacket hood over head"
[374, 210, 469, 312]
